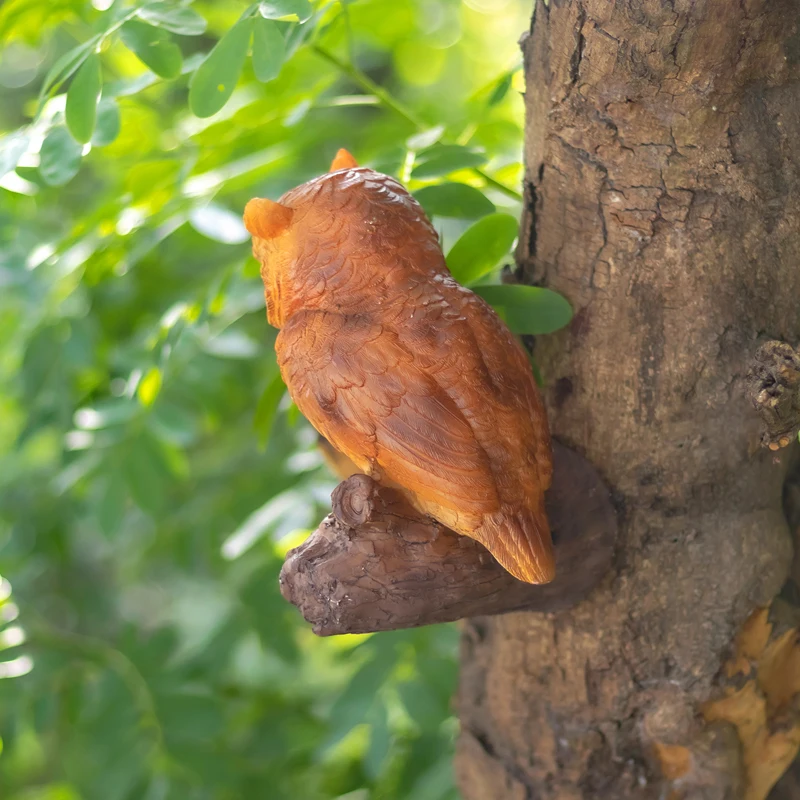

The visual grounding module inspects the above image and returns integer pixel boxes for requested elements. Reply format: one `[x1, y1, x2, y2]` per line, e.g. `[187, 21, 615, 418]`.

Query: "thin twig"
[311, 44, 523, 202]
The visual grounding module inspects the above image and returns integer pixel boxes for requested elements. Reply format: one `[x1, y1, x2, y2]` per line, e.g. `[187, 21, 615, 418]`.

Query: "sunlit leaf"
[74, 400, 139, 430]
[473, 284, 573, 334]
[120, 20, 183, 79]
[137, 367, 162, 407]
[222, 488, 312, 560]
[252, 17, 285, 83]
[188, 19, 251, 118]
[446, 213, 518, 285]
[38, 126, 82, 186]
[413, 183, 495, 220]
[65, 54, 102, 144]
[0, 131, 29, 178]
[137, 3, 207, 36]
[406, 125, 445, 151]
[411, 144, 487, 179]
[259, 0, 313, 22]
[284, 97, 311, 126]
[189, 204, 249, 244]
[203, 330, 259, 359]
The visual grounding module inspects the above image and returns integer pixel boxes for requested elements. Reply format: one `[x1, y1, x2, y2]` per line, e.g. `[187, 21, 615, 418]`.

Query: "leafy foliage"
[0, 1, 568, 798]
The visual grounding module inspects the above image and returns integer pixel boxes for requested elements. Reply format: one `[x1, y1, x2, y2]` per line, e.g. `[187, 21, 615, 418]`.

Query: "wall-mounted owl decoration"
[244, 150, 554, 584]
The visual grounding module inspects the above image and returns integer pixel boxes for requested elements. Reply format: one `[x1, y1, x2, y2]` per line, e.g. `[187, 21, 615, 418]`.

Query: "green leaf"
[39, 126, 83, 186]
[398, 680, 446, 731]
[284, 97, 311, 126]
[446, 213, 518, 285]
[149, 403, 197, 446]
[157, 691, 224, 743]
[21, 325, 61, 401]
[38, 37, 100, 102]
[254, 372, 286, 447]
[137, 3, 207, 35]
[12, 165, 44, 187]
[14, 165, 45, 187]
[472, 284, 573, 334]
[188, 19, 251, 118]
[98, 470, 127, 537]
[259, 0, 313, 22]
[488, 70, 514, 107]
[252, 17, 285, 83]
[120, 20, 183, 79]
[326, 646, 398, 746]
[364, 700, 390, 780]
[283, 10, 317, 58]
[122, 433, 172, 515]
[92, 98, 121, 147]
[0, 131, 29, 178]
[411, 144, 487, 179]
[413, 183, 495, 220]
[241, 563, 299, 662]
[407, 753, 457, 800]
[65, 54, 102, 144]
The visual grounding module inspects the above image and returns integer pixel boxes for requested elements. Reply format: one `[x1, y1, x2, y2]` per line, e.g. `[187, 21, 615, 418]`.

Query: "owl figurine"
[244, 149, 554, 583]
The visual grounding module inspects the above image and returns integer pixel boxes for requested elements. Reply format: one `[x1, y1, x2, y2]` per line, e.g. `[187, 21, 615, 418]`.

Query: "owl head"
[243, 149, 442, 328]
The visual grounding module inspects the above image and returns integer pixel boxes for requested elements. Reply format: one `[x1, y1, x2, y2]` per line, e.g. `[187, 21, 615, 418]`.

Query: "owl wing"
[458, 290, 553, 490]
[276, 310, 500, 517]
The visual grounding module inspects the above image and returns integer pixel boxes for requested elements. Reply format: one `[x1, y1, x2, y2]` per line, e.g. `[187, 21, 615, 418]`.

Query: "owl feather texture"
[244, 150, 555, 583]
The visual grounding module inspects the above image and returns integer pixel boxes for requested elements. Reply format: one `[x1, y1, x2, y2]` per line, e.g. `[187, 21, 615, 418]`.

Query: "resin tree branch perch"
[280, 442, 617, 636]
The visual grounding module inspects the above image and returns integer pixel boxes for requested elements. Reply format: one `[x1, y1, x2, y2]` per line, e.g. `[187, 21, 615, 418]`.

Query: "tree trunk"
[455, 2, 800, 798]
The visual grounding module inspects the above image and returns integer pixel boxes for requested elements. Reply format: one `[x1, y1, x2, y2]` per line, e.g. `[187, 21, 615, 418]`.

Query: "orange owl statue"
[244, 149, 555, 583]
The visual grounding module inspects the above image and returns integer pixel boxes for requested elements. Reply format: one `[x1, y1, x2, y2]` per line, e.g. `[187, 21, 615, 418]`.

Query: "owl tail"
[476, 505, 555, 584]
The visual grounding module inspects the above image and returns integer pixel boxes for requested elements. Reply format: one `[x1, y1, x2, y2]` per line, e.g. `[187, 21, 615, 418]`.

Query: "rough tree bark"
[455, 2, 800, 799]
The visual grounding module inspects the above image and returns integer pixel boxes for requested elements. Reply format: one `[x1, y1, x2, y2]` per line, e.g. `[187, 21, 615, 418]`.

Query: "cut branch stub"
[279, 442, 617, 636]
[747, 341, 800, 451]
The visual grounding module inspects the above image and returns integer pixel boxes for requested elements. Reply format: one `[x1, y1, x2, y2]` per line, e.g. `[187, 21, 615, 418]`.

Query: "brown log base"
[279, 442, 617, 636]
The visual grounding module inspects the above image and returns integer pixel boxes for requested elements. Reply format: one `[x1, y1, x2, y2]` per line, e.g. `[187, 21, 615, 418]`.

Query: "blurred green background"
[0, 1, 567, 798]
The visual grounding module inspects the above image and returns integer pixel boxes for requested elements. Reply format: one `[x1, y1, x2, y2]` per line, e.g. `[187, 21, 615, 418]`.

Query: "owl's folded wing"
[277, 310, 500, 516]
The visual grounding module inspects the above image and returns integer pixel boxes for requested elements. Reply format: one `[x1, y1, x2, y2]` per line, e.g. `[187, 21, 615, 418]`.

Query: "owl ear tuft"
[243, 198, 293, 240]
[330, 148, 358, 172]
